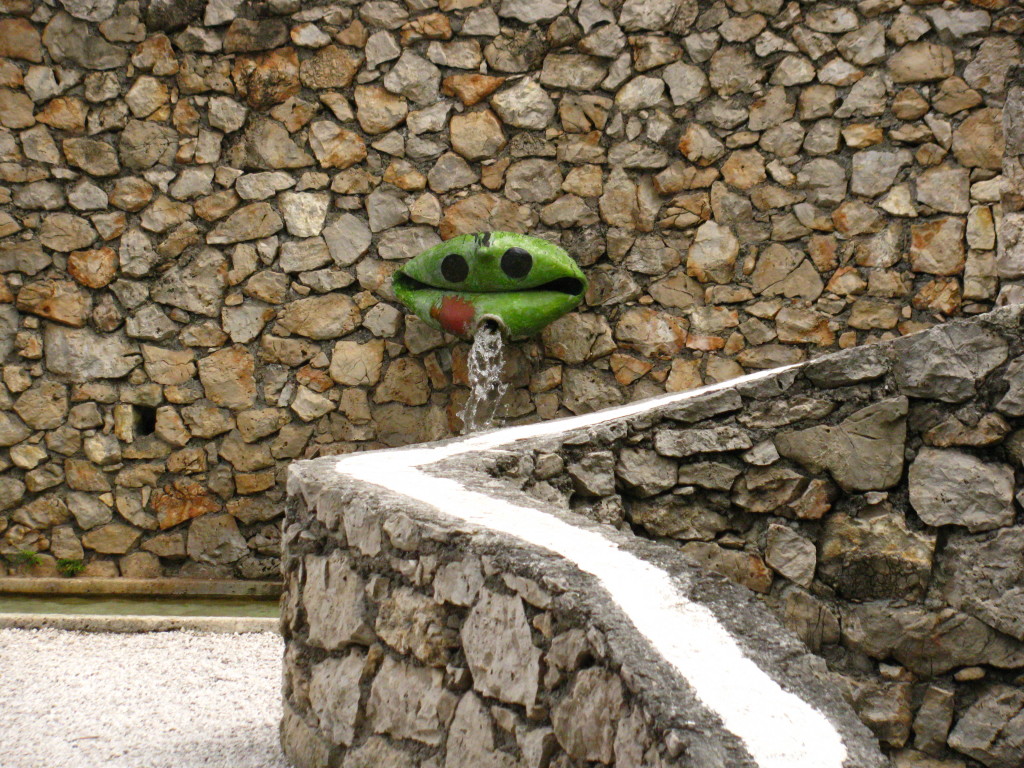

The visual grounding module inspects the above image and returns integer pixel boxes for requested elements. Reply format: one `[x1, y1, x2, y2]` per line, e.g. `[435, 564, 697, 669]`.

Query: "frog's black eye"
[501, 247, 532, 279]
[441, 253, 469, 283]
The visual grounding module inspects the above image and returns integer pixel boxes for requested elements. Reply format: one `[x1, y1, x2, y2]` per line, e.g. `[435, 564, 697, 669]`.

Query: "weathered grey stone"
[567, 451, 615, 496]
[375, 586, 456, 666]
[889, 42, 954, 83]
[909, 448, 1014, 533]
[686, 221, 739, 283]
[198, 347, 256, 410]
[460, 587, 541, 707]
[43, 12, 128, 69]
[207, 202, 283, 244]
[964, 37, 1020, 95]
[913, 685, 955, 757]
[851, 680, 913, 750]
[433, 557, 484, 607]
[150, 250, 227, 317]
[281, 702, 333, 768]
[63, 137, 121, 177]
[820, 509, 935, 601]
[654, 425, 752, 457]
[277, 294, 360, 340]
[765, 524, 816, 587]
[367, 656, 456, 746]
[851, 150, 912, 198]
[663, 61, 709, 105]
[615, 447, 677, 497]
[948, 686, 1024, 768]
[916, 165, 970, 215]
[44, 325, 138, 381]
[186, 513, 247, 565]
[341, 738, 412, 768]
[309, 650, 365, 746]
[775, 398, 907, 492]
[892, 323, 1008, 402]
[803, 346, 888, 386]
[629, 494, 729, 541]
[551, 668, 623, 764]
[118, 119, 177, 169]
[14, 385, 65, 431]
[941, 527, 1024, 642]
[304, 551, 375, 650]
[279, 192, 329, 238]
[383, 51, 440, 106]
[445, 692, 518, 768]
[230, 118, 314, 170]
[490, 79, 555, 130]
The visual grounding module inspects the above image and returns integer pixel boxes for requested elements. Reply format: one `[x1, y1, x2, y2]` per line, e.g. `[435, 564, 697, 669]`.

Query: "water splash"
[460, 322, 508, 434]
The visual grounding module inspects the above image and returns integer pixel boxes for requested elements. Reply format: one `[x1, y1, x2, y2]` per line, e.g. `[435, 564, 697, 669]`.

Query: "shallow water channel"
[0, 595, 280, 617]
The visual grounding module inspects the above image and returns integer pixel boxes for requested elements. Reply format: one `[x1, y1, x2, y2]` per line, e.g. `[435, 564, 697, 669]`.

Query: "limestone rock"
[909, 448, 1014, 533]
[151, 480, 220, 529]
[654, 425, 752, 457]
[309, 121, 367, 170]
[889, 43, 954, 83]
[81, 523, 140, 554]
[277, 294, 360, 340]
[551, 668, 623, 764]
[941, 527, 1024, 642]
[198, 347, 256, 410]
[686, 221, 738, 283]
[948, 686, 1024, 768]
[775, 397, 908, 492]
[43, 12, 128, 70]
[278, 192, 329, 238]
[892, 323, 1007, 402]
[367, 656, 456, 745]
[187, 513, 247, 564]
[450, 110, 506, 161]
[207, 202, 283, 244]
[383, 51, 440, 105]
[39, 214, 97, 253]
[44, 325, 138, 381]
[490, 78, 554, 130]
[151, 250, 227, 317]
[377, 587, 456, 667]
[819, 509, 935, 600]
[616, 447, 677, 497]
[64, 138, 120, 177]
[16, 280, 89, 327]
[309, 651, 365, 747]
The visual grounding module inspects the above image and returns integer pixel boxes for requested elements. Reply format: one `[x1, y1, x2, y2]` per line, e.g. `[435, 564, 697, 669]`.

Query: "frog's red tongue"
[430, 294, 476, 336]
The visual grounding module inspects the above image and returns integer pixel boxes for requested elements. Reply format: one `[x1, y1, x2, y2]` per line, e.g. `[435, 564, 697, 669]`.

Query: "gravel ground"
[0, 628, 291, 768]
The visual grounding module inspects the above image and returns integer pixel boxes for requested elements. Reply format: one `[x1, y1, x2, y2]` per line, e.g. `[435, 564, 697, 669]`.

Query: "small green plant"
[12, 549, 42, 567]
[57, 558, 85, 578]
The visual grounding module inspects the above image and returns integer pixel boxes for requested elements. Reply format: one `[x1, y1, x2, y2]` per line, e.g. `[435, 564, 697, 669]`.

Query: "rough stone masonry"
[284, 305, 1024, 768]
[0, 0, 1021, 578]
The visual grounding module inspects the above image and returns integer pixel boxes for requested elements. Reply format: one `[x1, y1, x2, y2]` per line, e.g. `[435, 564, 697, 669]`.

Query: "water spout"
[459, 320, 508, 434]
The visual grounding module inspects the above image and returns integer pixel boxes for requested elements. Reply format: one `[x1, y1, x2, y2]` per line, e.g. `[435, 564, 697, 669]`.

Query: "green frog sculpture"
[392, 231, 587, 340]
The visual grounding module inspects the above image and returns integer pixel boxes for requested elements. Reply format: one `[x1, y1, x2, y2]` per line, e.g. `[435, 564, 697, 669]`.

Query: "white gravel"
[0, 628, 291, 768]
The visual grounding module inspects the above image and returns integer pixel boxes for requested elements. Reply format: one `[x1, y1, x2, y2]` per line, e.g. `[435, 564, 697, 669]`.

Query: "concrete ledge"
[0, 613, 280, 634]
[0, 578, 282, 598]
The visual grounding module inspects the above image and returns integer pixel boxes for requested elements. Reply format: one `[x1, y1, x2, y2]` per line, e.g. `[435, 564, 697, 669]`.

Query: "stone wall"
[284, 304, 1024, 768]
[0, 0, 1021, 578]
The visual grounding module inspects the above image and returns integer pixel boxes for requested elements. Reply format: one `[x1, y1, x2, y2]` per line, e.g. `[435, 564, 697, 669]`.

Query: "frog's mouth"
[393, 272, 585, 297]
[392, 271, 587, 339]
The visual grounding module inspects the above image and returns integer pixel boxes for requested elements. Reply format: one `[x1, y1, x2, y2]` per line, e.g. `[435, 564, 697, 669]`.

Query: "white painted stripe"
[334, 367, 849, 768]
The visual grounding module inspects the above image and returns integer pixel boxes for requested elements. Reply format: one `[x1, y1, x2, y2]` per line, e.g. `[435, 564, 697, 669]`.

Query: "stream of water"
[459, 322, 508, 433]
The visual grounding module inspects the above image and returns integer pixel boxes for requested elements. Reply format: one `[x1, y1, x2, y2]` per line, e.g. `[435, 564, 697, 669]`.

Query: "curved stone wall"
[284, 304, 1024, 767]
[0, 0, 1021, 579]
